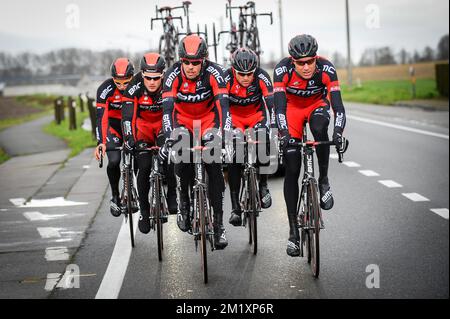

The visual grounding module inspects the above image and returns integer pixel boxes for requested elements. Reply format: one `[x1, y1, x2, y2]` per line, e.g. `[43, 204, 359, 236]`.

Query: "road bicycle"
[100, 146, 139, 248]
[282, 124, 348, 277]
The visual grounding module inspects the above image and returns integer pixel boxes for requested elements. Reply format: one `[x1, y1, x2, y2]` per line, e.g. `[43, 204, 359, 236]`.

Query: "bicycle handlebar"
[286, 138, 349, 163]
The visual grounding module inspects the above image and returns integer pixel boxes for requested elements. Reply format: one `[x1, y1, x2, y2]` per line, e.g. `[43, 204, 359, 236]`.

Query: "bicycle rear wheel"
[199, 187, 208, 284]
[125, 167, 135, 248]
[308, 182, 321, 278]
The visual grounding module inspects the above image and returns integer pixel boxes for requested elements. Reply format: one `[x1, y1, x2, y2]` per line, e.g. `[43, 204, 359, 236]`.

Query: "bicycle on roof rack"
[218, 0, 272, 62]
[151, 4, 185, 67]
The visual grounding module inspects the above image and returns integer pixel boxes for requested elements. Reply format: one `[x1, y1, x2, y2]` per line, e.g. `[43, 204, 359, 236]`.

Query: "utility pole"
[345, 0, 353, 87]
[278, 0, 284, 60]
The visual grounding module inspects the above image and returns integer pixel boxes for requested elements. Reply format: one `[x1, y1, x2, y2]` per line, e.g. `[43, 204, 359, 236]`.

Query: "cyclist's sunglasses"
[236, 70, 255, 77]
[293, 57, 317, 66]
[182, 59, 203, 66]
[143, 74, 163, 81]
[113, 77, 132, 86]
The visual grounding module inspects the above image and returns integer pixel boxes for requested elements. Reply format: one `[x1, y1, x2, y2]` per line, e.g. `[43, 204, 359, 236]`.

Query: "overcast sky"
[1, 0, 449, 63]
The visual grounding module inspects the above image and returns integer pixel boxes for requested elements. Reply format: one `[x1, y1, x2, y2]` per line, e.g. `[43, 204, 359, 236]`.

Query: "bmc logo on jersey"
[127, 82, 141, 96]
[206, 66, 225, 84]
[286, 87, 322, 97]
[165, 67, 181, 87]
[275, 66, 288, 77]
[100, 85, 113, 100]
[322, 65, 336, 75]
[258, 73, 271, 87]
[229, 94, 260, 105]
[177, 90, 212, 102]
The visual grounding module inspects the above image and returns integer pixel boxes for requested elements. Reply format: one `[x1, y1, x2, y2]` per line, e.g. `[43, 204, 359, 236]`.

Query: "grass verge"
[43, 110, 96, 158]
[341, 79, 440, 105]
[0, 148, 9, 165]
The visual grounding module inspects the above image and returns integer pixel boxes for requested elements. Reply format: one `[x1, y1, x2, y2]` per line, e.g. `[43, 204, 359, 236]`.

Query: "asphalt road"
[0, 102, 448, 299]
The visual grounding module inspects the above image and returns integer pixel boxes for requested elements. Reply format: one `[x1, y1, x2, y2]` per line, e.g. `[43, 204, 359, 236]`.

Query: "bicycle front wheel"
[198, 187, 208, 284]
[308, 182, 321, 278]
[155, 177, 163, 262]
[125, 167, 135, 248]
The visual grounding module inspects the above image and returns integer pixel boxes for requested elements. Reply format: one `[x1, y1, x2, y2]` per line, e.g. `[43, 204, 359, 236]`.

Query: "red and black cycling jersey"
[225, 67, 276, 127]
[121, 73, 164, 144]
[273, 56, 346, 133]
[96, 78, 126, 145]
[161, 60, 232, 137]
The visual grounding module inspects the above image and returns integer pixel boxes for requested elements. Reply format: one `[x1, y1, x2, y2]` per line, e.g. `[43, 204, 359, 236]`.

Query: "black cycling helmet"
[179, 35, 208, 60]
[141, 52, 166, 73]
[231, 48, 258, 73]
[288, 34, 318, 59]
[111, 58, 134, 78]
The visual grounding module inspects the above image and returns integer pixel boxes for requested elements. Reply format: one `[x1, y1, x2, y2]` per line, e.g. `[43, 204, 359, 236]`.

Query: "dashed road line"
[343, 161, 361, 168]
[378, 180, 403, 188]
[45, 247, 70, 261]
[402, 193, 430, 202]
[24, 212, 68, 221]
[430, 208, 449, 220]
[37, 227, 63, 239]
[359, 170, 380, 177]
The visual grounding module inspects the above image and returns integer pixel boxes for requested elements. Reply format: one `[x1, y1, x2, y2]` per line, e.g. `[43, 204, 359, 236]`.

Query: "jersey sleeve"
[95, 79, 114, 145]
[208, 64, 232, 134]
[161, 65, 181, 139]
[257, 68, 276, 127]
[273, 59, 290, 133]
[321, 59, 346, 132]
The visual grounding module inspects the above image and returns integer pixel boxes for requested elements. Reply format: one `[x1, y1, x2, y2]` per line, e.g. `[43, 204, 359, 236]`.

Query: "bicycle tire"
[308, 182, 321, 278]
[199, 187, 208, 284]
[249, 170, 258, 255]
[125, 166, 135, 248]
[155, 177, 163, 262]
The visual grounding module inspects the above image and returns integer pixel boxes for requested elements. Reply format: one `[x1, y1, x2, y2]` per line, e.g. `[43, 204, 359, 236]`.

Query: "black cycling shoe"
[259, 184, 272, 209]
[138, 209, 151, 234]
[229, 209, 242, 226]
[167, 191, 178, 215]
[110, 195, 121, 217]
[214, 225, 228, 250]
[286, 214, 300, 257]
[319, 180, 334, 210]
[286, 238, 300, 257]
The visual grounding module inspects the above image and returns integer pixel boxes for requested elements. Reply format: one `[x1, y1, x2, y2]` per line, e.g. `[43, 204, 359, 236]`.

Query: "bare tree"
[437, 34, 449, 60]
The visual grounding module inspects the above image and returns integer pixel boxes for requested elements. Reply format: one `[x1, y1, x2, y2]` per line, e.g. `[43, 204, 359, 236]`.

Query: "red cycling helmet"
[141, 53, 166, 73]
[111, 58, 134, 78]
[178, 35, 208, 60]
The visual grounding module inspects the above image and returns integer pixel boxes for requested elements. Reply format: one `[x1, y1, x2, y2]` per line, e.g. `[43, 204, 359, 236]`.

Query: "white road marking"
[12, 197, 88, 208]
[23, 212, 67, 221]
[45, 247, 69, 261]
[343, 161, 361, 167]
[359, 170, 380, 177]
[9, 198, 26, 206]
[44, 273, 61, 291]
[95, 216, 138, 299]
[0, 209, 8, 212]
[402, 193, 430, 202]
[347, 115, 449, 140]
[330, 153, 339, 159]
[83, 165, 90, 169]
[37, 227, 62, 238]
[378, 180, 403, 188]
[430, 208, 449, 220]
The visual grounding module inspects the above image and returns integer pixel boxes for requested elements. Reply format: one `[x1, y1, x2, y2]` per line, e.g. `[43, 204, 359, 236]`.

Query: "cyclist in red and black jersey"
[94, 58, 134, 217]
[274, 34, 347, 257]
[160, 35, 232, 249]
[121, 53, 177, 234]
[225, 48, 276, 227]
